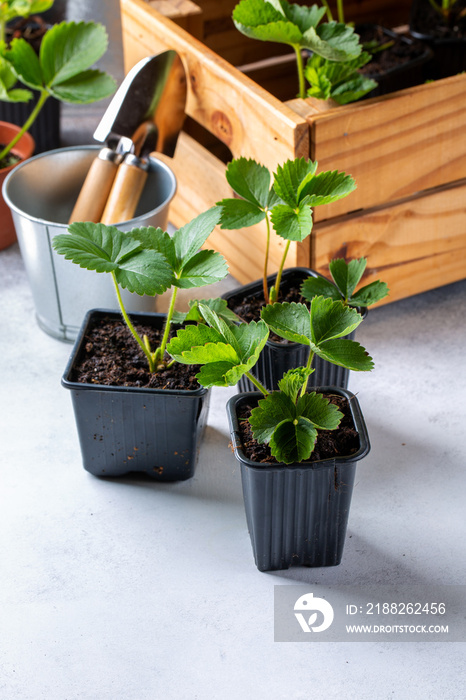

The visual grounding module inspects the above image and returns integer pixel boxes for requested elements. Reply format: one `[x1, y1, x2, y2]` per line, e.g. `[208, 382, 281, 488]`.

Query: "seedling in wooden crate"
[52, 208, 228, 373]
[168, 296, 372, 463]
[301, 257, 389, 307]
[232, 0, 364, 98]
[217, 156, 355, 304]
[427, 0, 465, 21]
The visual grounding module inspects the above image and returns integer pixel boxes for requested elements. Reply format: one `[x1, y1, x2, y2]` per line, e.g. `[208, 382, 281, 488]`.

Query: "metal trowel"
[69, 50, 186, 225]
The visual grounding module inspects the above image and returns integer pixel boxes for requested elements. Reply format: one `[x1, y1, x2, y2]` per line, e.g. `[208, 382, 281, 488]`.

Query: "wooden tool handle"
[100, 155, 149, 225]
[69, 148, 120, 224]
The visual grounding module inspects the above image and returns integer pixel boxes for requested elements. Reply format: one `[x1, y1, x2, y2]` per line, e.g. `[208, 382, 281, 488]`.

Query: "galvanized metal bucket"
[2, 145, 177, 341]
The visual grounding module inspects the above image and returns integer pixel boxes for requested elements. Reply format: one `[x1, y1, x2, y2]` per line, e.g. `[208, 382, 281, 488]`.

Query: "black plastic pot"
[227, 389, 370, 571]
[0, 96, 61, 154]
[62, 309, 210, 481]
[222, 268, 366, 392]
[357, 24, 434, 98]
[409, 0, 466, 79]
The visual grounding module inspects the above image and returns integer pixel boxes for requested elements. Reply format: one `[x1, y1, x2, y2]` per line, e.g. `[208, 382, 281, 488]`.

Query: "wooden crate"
[120, 0, 466, 304]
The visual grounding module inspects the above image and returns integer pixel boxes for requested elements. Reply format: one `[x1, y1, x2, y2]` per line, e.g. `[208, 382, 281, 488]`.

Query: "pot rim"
[61, 308, 209, 398]
[227, 388, 371, 470]
[2, 145, 177, 227]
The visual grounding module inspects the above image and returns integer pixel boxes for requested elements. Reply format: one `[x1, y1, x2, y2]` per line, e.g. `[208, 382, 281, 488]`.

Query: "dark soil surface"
[237, 394, 360, 464]
[70, 316, 201, 391]
[411, 0, 466, 39]
[358, 25, 429, 76]
[6, 16, 48, 52]
[226, 273, 309, 343]
[0, 150, 20, 169]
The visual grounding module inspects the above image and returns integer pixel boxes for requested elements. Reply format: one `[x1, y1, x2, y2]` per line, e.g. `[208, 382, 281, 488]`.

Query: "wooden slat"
[156, 132, 307, 284]
[146, 0, 203, 37]
[312, 179, 466, 304]
[286, 73, 466, 222]
[121, 0, 309, 170]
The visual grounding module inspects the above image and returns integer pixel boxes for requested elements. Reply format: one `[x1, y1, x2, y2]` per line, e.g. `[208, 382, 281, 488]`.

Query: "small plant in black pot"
[232, 0, 375, 101]
[410, 0, 466, 78]
[167, 297, 373, 570]
[52, 208, 230, 481]
[217, 156, 388, 391]
[300, 257, 389, 308]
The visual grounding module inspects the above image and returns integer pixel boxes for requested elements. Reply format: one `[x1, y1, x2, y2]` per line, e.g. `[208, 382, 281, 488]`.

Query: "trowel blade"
[93, 50, 186, 157]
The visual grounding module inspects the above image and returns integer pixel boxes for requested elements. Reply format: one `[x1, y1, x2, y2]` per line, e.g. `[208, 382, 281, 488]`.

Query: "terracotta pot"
[0, 122, 35, 250]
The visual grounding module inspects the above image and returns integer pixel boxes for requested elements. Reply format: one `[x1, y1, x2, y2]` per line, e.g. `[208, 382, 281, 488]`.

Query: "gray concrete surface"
[2, 242, 465, 700]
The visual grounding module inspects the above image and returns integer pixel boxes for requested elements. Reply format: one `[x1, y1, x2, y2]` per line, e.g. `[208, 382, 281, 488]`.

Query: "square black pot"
[62, 309, 210, 481]
[0, 96, 61, 154]
[227, 389, 370, 572]
[409, 0, 466, 79]
[222, 268, 366, 392]
[356, 24, 434, 98]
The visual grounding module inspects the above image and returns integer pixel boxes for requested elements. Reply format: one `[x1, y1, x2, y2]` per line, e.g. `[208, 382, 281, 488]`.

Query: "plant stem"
[320, 0, 333, 21]
[271, 240, 291, 304]
[158, 285, 179, 362]
[263, 211, 271, 304]
[300, 348, 315, 397]
[293, 44, 306, 99]
[0, 89, 49, 162]
[112, 272, 155, 372]
[337, 0, 345, 23]
[245, 371, 269, 396]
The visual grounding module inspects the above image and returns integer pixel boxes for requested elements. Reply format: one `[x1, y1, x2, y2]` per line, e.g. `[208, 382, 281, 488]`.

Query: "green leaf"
[234, 17, 303, 46]
[0, 54, 33, 102]
[300, 275, 341, 302]
[130, 227, 177, 270]
[273, 158, 318, 208]
[217, 197, 266, 230]
[198, 303, 241, 354]
[311, 337, 374, 371]
[172, 207, 221, 270]
[48, 69, 117, 104]
[224, 157, 272, 208]
[195, 361, 243, 387]
[176, 249, 228, 288]
[270, 201, 313, 242]
[304, 52, 377, 104]
[280, 1, 327, 33]
[261, 301, 312, 345]
[0, 0, 54, 21]
[52, 222, 174, 296]
[172, 298, 240, 324]
[299, 170, 356, 206]
[269, 418, 318, 464]
[350, 280, 389, 307]
[233, 0, 285, 29]
[167, 310, 268, 387]
[248, 391, 296, 443]
[303, 21, 362, 61]
[231, 318, 270, 367]
[278, 367, 312, 403]
[7, 37, 43, 91]
[330, 75, 377, 104]
[329, 257, 367, 299]
[310, 296, 363, 345]
[40, 22, 110, 87]
[297, 392, 342, 430]
[306, 68, 332, 100]
[167, 323, 227, 362]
